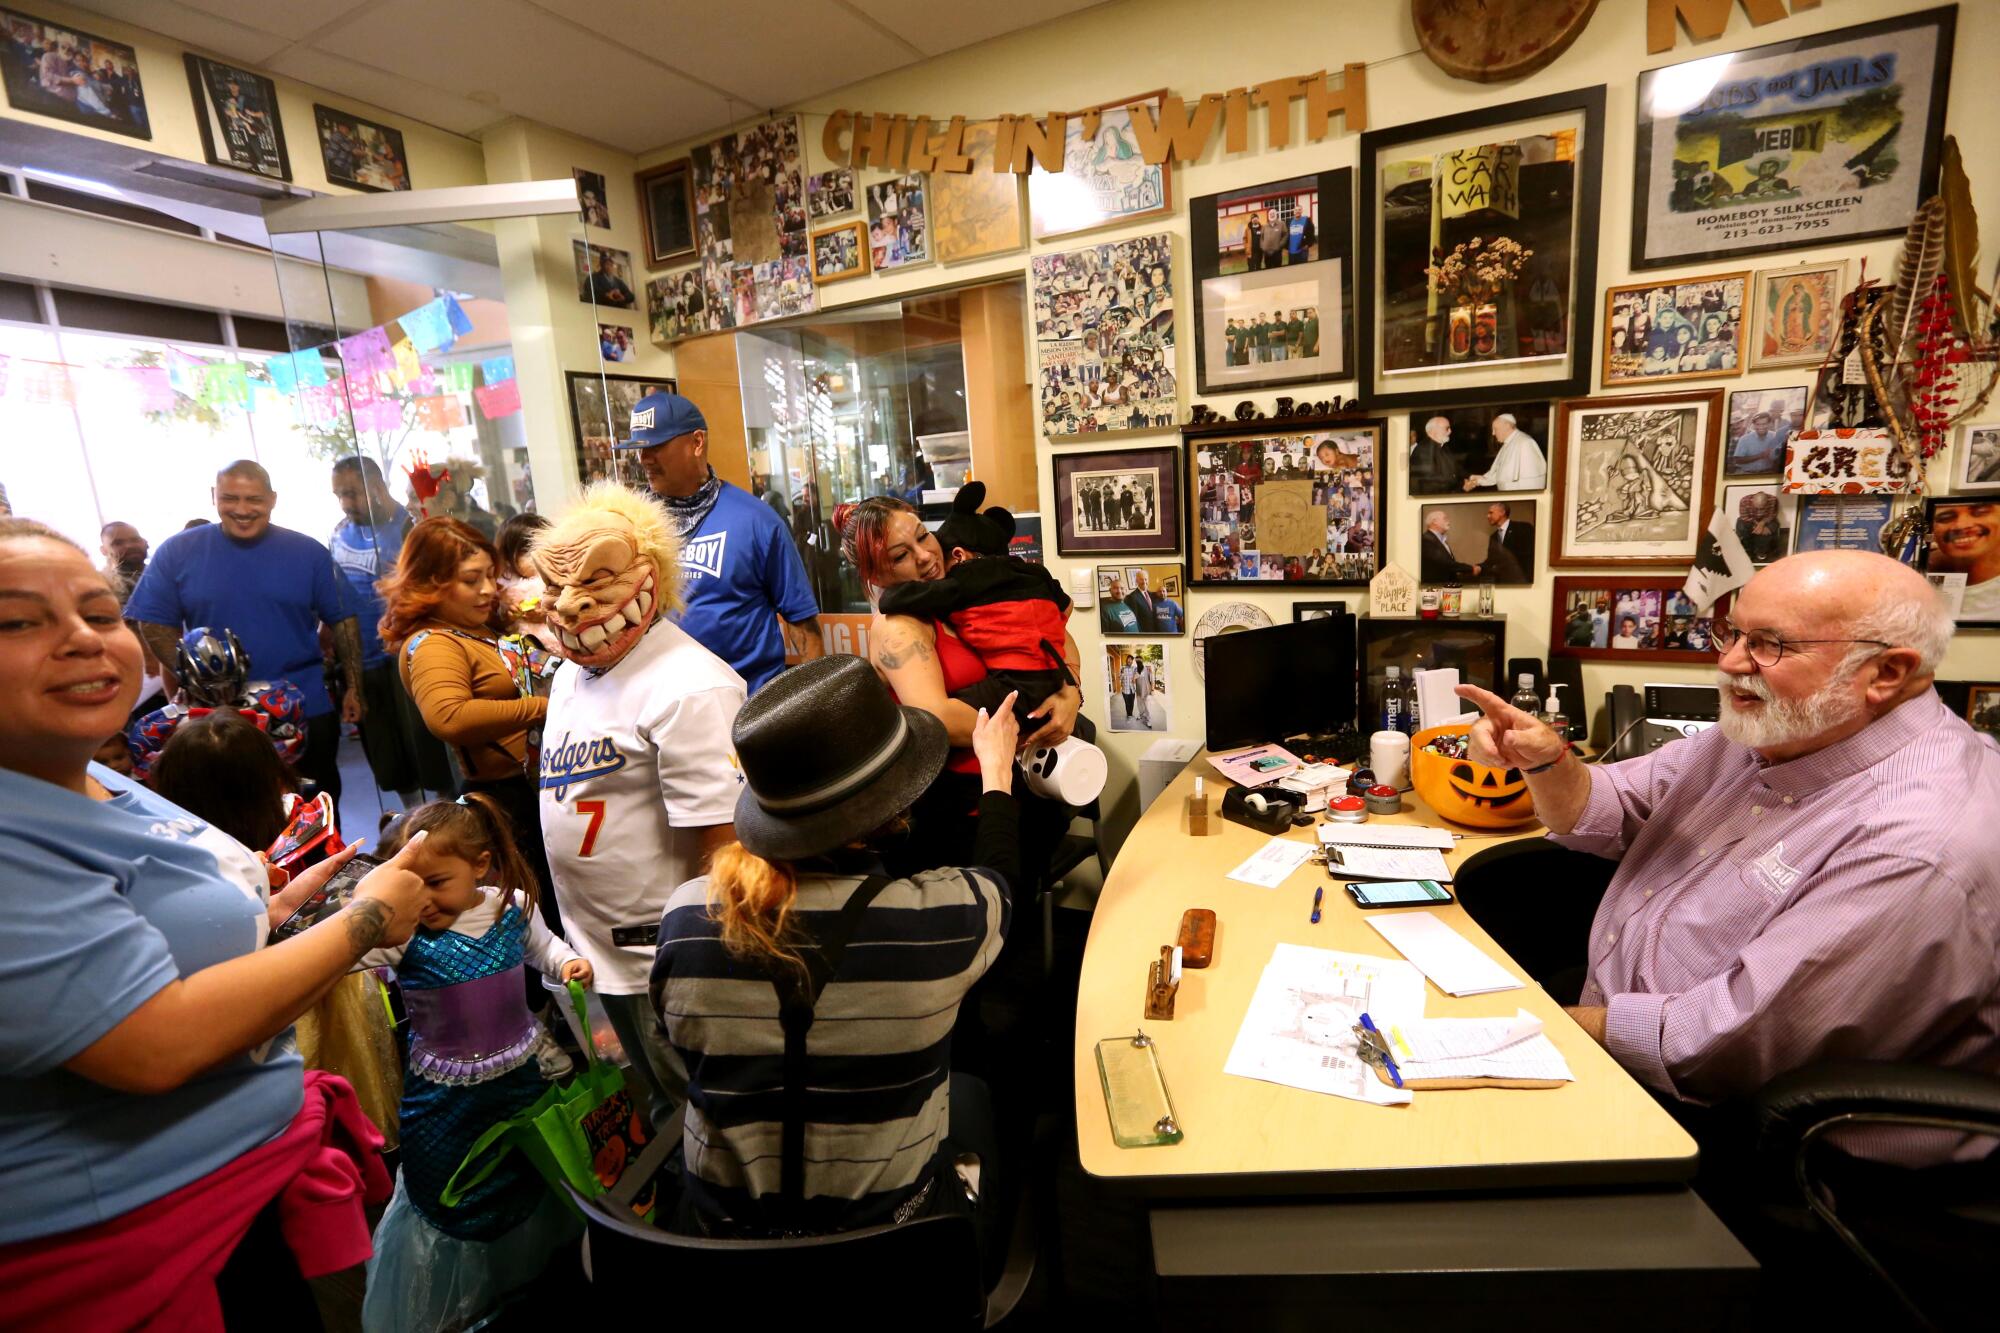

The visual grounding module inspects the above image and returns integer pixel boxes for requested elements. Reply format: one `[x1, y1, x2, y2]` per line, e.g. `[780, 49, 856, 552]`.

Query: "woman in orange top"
[379, 517, 556, 923]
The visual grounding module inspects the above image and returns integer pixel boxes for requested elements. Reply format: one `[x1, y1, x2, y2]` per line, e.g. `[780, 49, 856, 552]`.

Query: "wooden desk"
[1073, 759, 1698, 1197]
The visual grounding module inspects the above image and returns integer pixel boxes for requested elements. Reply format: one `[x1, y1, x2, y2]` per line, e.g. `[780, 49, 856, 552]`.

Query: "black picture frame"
[1186, 415, 1386, 587]
[1631, 7, 1957, 271]
[1921, 496, 2000, 629]
[312, 103, 410, 193]
[565, 370, 676, 491]
[1355, 85, 1605, 412]
[0, 8, 149, 139]
[636, 158, 695, 267]
[184, 54, 287, 181]
[1188, 168, 1353, 395]
[1050, 444, 1182, 557]
[1292, 600, 1348, 623]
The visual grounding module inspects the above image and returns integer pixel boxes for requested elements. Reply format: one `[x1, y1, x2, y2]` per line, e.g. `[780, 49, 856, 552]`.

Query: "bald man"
[1458, 552, 2000, 1166]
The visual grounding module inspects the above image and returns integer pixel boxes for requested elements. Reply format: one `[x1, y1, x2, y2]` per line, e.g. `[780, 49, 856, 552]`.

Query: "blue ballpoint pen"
[1309, 885, 1323, 924]
[1359, 1011, 1403, 1088]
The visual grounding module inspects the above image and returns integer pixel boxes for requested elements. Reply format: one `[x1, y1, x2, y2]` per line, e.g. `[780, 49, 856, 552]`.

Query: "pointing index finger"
[1455, 683, 1514, 718]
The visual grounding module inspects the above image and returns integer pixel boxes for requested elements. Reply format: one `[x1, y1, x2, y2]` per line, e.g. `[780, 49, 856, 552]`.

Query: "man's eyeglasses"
[1711, 618, 1891, 668]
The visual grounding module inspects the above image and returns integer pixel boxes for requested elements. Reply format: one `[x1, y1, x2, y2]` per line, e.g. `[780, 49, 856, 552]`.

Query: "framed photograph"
[184, 55, 286, 181]
[688, 116, 813, 331]
[1095, 562, 1186, 636]
[1051, 445, 1182, 557]
[1632, 9, 1957, 270]
[866, 173, 930, 271]
[1417, 498, 1536, 584]
[1553, 577, 1722, 663]
[0, 9, 148, 138]
[1031, 232, 1176, 437]
[1722, 481, 1792, 566]
[811, 221, 868, 284]
[1603, 272, 1748, 385]
[312, 104, 409, 192]
[1552, 390, 1722, 567]
[1751, 261, 1845, 369]
[933, 121, 1025, 263]
[1966, 685, 2000, 745]
[1792, 494, 1892, 555]
[807, 168, 854, 221]
[1029, 91, 1173, 241]
[1356, 85, 1605, 410]
[1923, 497, 2000, 627]
[1955, 422, 2000, 494]
[573, 240, 638, 310]
[1293, 601, 1348, 623]
[1406, 401, 1551, 495]
[634, 159, 695, 267]
[596, 323, 634, 363]
[1724, 386, 1808, 476]
[645, 270, 706, 344]
[1104, 642, 1171, 733]
[1189, 169, 1353, 395]
[565, 371, 676, 490]
[1188, 418, 1385, 586]
[572, 168, 610, 229]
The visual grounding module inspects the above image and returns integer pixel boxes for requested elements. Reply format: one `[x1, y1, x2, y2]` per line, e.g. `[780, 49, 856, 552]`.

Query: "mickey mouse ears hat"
[934, 480, 1016, 558]
[614, 391, 707, 449]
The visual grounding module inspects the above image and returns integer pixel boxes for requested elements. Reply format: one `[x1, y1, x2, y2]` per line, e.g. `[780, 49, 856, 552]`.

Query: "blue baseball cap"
[615, 391, 706, 449]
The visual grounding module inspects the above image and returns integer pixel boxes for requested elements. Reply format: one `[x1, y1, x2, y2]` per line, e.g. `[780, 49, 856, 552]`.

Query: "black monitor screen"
[1203, 613, 1356, 751]
[1356, 618, 1506, 732]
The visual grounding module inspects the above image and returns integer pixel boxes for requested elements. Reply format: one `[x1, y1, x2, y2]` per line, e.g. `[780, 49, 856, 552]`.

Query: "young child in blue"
[359, 794, 591, 1333]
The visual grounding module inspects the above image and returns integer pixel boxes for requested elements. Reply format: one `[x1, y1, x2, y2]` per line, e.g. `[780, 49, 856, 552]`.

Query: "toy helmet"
[176, 626, 249, 706]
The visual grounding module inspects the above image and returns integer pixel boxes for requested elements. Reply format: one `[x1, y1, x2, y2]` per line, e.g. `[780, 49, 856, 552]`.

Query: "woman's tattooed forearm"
[343, 898, 390, 954]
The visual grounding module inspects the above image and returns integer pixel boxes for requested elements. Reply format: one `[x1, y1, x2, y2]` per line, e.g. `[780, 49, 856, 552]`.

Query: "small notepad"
[1364, 912, 1523, 996]
[1325, 845, 1453, 882]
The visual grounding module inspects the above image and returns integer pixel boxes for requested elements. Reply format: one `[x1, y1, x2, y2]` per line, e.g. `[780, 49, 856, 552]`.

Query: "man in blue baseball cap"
[617, 390, 822, 691]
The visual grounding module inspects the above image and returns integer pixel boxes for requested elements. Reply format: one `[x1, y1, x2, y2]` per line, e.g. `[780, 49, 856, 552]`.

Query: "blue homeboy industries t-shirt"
[329, 505, 412, 670]
[671, 481, 818, 694]
[126, 522, 352, 716]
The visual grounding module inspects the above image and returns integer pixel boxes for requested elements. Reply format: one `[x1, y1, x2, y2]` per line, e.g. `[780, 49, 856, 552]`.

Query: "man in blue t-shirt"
[329, 455, 432, 809]
[617, 391, 822, 693]
[127, 459, 360, 802]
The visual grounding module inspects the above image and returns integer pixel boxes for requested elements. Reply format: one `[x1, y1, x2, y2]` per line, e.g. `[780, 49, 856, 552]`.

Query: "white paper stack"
[1364, 912, 1523, 996]
[1382, 1009, 1574, 1082]
[1222, 944, 1428, 1107]
[1316, 824, 1455, 850]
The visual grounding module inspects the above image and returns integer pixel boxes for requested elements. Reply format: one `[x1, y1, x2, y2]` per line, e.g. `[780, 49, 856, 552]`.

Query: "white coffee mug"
[1370, 729, 1411, 790]
[1019, 735, 1109, 805]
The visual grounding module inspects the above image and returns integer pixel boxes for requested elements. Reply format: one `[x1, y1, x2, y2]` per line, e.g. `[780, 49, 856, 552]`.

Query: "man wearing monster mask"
[531, 483, 746, 1126]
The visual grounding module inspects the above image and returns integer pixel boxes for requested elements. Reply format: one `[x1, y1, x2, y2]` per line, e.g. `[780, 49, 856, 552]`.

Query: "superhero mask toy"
[529, 482, 682, 669]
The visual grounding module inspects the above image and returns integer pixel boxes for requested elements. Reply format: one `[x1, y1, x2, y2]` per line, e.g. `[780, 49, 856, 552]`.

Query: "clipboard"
[1369, 1066, 1565, 1090]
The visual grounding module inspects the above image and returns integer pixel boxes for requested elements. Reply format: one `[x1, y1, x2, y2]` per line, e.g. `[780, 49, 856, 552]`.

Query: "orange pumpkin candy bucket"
[1410, 721, 1539, 830]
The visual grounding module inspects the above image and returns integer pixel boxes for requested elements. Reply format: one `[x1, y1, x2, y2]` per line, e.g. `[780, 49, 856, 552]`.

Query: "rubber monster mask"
[530, 482, 682, 669]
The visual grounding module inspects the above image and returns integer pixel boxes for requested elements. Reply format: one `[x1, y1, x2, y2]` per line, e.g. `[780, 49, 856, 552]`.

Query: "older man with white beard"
[1456, 551, 2000, 1165]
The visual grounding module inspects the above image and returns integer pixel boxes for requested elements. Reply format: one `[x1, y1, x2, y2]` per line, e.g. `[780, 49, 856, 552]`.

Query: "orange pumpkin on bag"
[1411, 721, 1538, 830]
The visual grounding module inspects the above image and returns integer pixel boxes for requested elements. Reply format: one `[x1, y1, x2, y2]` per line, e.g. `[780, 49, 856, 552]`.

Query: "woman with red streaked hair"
[379, 517, 557, 924]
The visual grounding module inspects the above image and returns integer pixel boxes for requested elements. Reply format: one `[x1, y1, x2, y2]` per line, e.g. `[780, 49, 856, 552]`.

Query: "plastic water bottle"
[1383, 665, 1408, 734]
[1510, 673, 1542, 717]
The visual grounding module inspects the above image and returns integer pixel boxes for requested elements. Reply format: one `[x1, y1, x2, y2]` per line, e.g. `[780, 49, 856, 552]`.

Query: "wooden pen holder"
[1185, 792, 1212, 835]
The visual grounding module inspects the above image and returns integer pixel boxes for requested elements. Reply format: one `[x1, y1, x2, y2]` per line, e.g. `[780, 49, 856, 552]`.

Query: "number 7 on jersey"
[574, 799, 607, 857]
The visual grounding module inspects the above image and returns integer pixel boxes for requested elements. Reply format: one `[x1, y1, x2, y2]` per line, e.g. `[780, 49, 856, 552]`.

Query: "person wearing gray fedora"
[648, 654, 1020, 1258]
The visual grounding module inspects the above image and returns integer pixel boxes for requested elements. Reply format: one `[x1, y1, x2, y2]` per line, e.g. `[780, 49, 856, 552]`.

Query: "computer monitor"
[1203, 612, 1357, 752]
[1356, 616, 1506, 732]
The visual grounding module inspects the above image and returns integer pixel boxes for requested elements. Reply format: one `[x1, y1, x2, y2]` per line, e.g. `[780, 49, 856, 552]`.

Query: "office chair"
[1043, 796, 1109, 976]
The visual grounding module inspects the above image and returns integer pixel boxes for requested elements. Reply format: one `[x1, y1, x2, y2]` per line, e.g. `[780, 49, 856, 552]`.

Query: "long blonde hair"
[705, 842, 806, 976]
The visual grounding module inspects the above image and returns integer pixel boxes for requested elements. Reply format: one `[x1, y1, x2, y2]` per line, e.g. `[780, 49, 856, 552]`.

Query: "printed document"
[1225, 837, 1318, 889]
[1364, 912, 1523, 996]
[1223, 944, 1427, 1106]
[1382, 1009, 1574, 1082]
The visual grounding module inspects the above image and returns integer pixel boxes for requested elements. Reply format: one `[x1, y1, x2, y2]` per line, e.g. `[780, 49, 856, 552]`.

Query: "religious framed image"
[1293, 601, 1347, 623]
[1189, 169, 1353, 394]
[688, 116, 814, 331]
[572, 240, 638, 309]
[1922, 496, 2000, 627]
[1966, 685, 2000, 744]
[1417, 499, 1536, 585]
[1031, 232, 1176, 437]
[1051, 444, 1182, 557]
[1406, 401, 1550, 496]
[634, 159, 695, 267]
[184, 55, 287, 181]
[312, 104, 410, 192]
[1356, 85, 1605, 410]
[1552, 577, 1721, 664]
[1722, 481, 1793, 566]
[1029, 90, 1173, 241]
[1955, 422, 2000, 494]
[811, 221, 868, 284]
[807, 168, 854, 220]
[933, 121, 1026, 263]
[1751, 261, 1845, 369]
[1723, 385, 1808, 476]
[1095, 562, 1187, 636]
[645, 270, 706, 343]
[1104, 642, 1171, 734]
[0, 9, 149, 139]
[866, 173, 930, 271]
[1551, 390, 1722, 567]
[1631, 8, 1957, 270]
[565, 370, 676, 490]
[1602, 272, 1748, 385]
[1187, 417, 1385, 587]
[1792, 494, 1892, 555]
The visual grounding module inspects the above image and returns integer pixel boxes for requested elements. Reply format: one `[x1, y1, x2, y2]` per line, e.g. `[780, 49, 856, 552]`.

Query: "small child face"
[412, 845, 492, 931]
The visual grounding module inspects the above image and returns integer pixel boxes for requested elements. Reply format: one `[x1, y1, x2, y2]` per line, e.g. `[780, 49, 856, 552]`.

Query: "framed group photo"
[1029, 90, 1173, 241]
[1603, 272, 1748, 385]
[811, 221, 868, 284]
[1095, 562, 1186, 636]
[1631, 8, 1956, 270]
[1189, 418, 1384, 586]
[1188, 169, 1353, 394]
[185, 55, 287, 181]
[0, 8, 148, 138]
[1406, 401, 1551, 495]
[1551, 390, 1722, 567]
[807, 168, 854, 220]
[312, 104, 409, 192]
[1051, 444, 1182, 557]
[867, 173, 930, 271]
[565, 371, 676, 490]
[1031, 232, 1176, 436]
[1356, 85, 1606, 409]
[1552, 576, 1722, 663]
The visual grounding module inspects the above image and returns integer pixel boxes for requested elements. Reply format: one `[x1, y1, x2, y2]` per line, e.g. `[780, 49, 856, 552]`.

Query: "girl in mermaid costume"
[359, 793, 592, 1332]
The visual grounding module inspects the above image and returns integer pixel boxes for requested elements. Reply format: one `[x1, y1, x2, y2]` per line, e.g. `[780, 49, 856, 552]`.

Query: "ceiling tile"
[175, 0, 378, 43]
[60, 0, 290, 65]
[843, 0, 1111, 57]
[262, 47, 507, 137]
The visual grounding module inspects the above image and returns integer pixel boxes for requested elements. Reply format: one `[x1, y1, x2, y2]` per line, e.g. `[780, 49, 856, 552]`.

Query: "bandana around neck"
[660, 469, 722, 540]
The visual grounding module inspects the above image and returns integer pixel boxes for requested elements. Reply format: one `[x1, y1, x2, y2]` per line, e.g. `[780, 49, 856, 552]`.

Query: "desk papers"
[1364, 912, 1524, 996]
[1208, 744, 1302, 787]
[1223, 944, 1427, 1106]
[1325, 845, 1453, 882]
[1382, 1009, 1574, 1083]
[1224, 837, 1319, 889]
[1316, 824, 1455, 850]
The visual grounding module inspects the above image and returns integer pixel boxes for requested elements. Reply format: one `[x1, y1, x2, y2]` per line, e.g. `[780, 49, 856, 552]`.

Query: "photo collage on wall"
[1193, 426, 1383, 586]
[688, 114, 814, 333]
[1603, 273, 1747, 384]
[1031, 233, 1176, 436]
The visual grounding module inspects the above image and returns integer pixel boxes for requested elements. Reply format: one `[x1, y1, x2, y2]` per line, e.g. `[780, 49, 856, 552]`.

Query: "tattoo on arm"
[343, 898, 390, 956]
[876, 626, 935, 672]
[332, 617, 363, 689]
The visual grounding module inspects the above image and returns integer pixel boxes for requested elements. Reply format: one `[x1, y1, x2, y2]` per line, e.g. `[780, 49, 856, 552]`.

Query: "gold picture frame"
[810, 220, 868, 285]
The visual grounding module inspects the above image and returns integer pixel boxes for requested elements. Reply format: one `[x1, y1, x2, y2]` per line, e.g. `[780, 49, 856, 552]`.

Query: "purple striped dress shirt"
[1551, 690, 2000, 1165]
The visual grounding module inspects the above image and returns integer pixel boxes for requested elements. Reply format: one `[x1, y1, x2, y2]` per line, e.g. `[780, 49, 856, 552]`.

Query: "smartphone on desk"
[1344, 879, 1454, 909]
